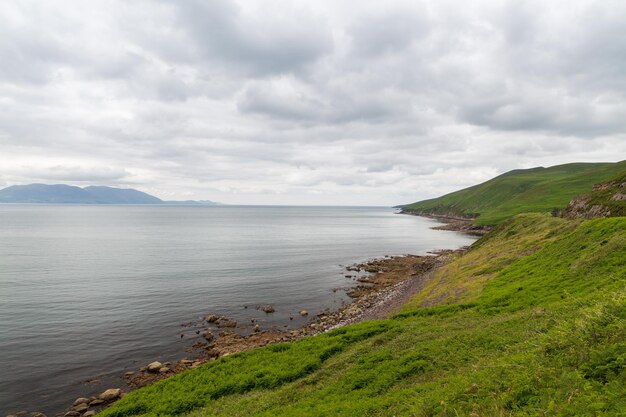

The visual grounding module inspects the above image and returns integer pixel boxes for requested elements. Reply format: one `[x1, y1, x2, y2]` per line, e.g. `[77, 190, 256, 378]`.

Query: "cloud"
[171, 0, 333, 76]
[0, 0, 625, 205]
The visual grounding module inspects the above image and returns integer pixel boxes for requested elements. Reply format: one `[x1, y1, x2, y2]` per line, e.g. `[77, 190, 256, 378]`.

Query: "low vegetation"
[401, 161, 626, 225]
[563, 172, 626, 219]
[100, 214, 626, 416]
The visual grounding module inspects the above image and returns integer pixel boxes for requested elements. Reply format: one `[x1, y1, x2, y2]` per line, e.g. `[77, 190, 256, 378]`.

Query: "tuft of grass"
[100, 214, 625, 417]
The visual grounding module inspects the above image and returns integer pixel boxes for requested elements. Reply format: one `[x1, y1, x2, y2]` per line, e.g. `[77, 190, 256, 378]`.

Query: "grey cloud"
[171, 0, 333, 76]
[10, 165, 130, 184]
[348, 9, 430, 57]
[237, 77, 411, 125]
[0, 4, 73, 84]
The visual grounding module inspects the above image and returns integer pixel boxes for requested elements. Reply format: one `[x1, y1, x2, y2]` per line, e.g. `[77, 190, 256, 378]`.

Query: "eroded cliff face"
[562, 176, 626, 219]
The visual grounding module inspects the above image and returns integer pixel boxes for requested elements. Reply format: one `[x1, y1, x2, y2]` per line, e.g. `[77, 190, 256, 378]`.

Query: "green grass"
[401, 161, 626, 225]
[564, 171, 626, 218]
[100, 214, 626, 416]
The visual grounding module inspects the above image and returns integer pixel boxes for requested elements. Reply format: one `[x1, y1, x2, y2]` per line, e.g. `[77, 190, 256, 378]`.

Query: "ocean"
[0, 205, 475, 414]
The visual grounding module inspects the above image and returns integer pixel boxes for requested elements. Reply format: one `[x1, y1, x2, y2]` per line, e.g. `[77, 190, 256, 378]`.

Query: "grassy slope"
[100, 214, 626, 417]
[402, 161, 626, 225]
[565, 172, 626, 218]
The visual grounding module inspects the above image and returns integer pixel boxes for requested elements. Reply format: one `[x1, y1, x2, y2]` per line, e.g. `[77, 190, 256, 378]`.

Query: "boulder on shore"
[299, 309, 309, 316]
[147, 361, 163, 373]
[99, 388, 122, 401]
[216, 319, 237, 328]
[73, 397, 90, 406]
[261, 305, 275, 313]
[72, 403, 89, 413]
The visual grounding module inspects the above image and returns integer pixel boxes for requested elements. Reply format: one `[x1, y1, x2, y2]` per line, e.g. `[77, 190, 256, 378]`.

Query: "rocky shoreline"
[9, 248, 466, 417]
[123, 250, 462, 390]
[399, 210, 491, 236]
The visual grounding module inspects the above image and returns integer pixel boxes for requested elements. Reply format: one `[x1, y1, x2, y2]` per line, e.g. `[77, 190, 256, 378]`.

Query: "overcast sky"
[1, 0, 625, 205]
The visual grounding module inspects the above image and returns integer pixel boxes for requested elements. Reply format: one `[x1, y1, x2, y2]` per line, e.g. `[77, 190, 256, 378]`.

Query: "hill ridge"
[401, 160, 626, 225]
[0, 183, 221, 205]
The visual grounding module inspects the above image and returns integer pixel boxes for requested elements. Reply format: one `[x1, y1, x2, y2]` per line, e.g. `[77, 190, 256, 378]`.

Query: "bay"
[0, 205, 475, 414]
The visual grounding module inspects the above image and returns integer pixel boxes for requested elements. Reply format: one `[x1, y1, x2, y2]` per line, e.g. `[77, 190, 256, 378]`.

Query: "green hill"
[99, 214, 626, 417]
[401, 161, 626, 225]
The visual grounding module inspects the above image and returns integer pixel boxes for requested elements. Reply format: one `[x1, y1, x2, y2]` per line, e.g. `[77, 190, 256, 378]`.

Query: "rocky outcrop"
[399, 210, 490, 236]
[562, 175, 626, 219]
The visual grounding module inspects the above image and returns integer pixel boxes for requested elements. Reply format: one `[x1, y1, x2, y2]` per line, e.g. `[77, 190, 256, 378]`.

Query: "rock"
[254, 324, 260, 332]
[83, 412, 96, 417]
[15, 413, 27, 417]
[180, 359, 193, 365]
[299, 310, 308, 316]
[72, 404, 89, 413]
[261, 304, 275, 313]
[216, 319, 237, 328]
[206, 315, 218, 323]
[124, 371, 135, 376]
[64, 412, 80, 417]
[99, 388, 122, 401]
[73, 397, 90, 406]
[203, 330, 214, 341]
[31, 414, 46, 417]
[147, 361, 163, 373]
[612, 192, 626, 201]
[89, 399, 104, 406]
[159, 367, 170, 373]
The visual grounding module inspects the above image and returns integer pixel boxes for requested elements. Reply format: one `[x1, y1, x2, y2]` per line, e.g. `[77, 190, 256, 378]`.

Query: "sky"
[1, 0, 625, 205]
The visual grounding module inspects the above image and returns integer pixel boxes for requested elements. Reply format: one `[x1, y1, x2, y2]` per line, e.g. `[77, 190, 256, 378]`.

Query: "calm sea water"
[0, 205, 475, 414]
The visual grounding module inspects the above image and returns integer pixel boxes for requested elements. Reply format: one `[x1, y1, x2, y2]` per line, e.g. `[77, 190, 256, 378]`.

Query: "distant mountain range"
[0, 184, 221, 205]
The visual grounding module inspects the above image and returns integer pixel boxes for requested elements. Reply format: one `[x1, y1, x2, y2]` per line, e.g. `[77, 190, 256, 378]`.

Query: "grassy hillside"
[401, 161, 626, 225]
[99, 214, 626, 417]
[563, 172, 626, 219]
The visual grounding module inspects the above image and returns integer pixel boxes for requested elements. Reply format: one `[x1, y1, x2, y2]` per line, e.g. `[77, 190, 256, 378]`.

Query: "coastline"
[51, 248, 466, 416]
[123, 249, 464, 389]
[398, 209, 491, 236]
[14, 213, 477, 417]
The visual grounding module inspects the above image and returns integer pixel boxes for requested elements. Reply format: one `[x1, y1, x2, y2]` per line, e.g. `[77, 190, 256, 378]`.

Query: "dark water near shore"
[0, 205, 475, 414]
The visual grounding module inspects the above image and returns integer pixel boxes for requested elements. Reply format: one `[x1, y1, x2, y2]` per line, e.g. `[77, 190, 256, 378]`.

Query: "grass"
[564, 171, 626, 218]
[99, 214, 626, 416]
[401, 161, 626, 225]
